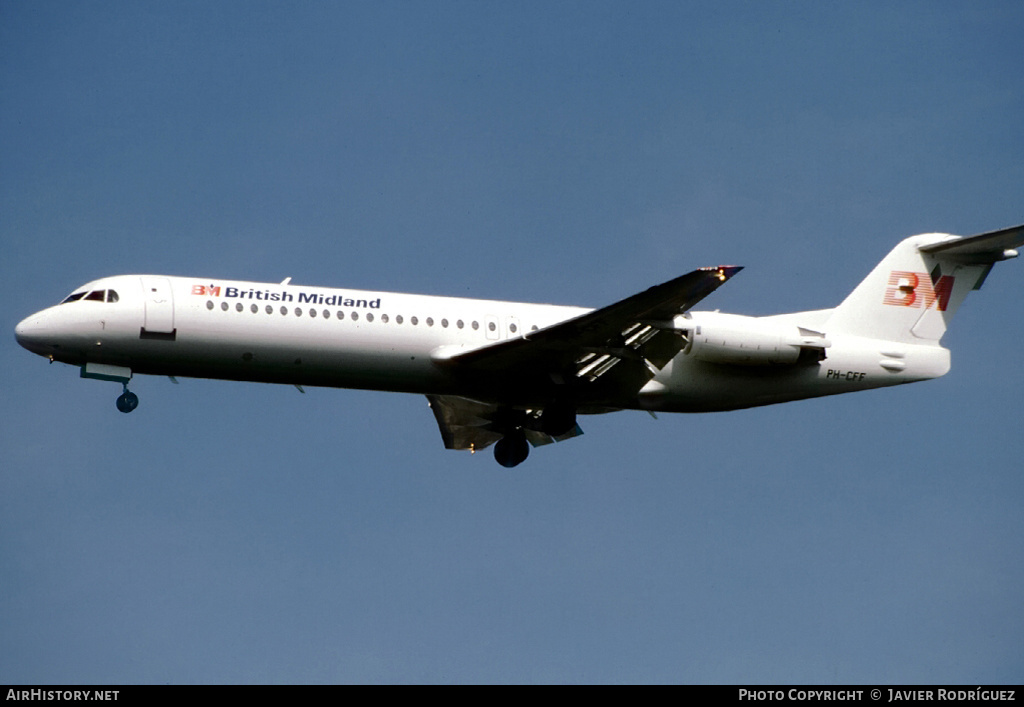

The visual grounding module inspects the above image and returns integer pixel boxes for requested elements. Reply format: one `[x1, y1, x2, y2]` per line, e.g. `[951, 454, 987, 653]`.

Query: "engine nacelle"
[678, 313, 830, 366]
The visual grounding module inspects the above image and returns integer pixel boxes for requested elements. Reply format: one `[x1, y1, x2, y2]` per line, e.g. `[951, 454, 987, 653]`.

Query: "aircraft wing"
[432, 265, 742, 402]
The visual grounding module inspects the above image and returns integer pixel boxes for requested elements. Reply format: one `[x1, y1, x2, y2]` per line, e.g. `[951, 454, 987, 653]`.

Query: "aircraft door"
[505, 315, 521, 339]
[140, 276, 176, 337]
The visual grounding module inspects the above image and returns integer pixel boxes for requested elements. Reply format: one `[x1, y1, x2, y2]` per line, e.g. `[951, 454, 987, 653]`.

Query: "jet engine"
[678, 313, 830, 366]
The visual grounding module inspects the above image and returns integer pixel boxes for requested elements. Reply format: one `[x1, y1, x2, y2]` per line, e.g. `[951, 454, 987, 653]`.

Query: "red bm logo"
[882, 271, 953, 311]
[191, 284, 222, 296]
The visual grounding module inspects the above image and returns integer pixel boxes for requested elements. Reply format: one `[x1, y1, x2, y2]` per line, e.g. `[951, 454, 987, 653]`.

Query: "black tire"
[494, 430, 529, 468]
[116, 391, 139, 413]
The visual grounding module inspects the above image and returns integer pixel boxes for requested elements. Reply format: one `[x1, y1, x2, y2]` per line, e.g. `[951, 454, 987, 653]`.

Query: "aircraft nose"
[15, 312, 51, 354]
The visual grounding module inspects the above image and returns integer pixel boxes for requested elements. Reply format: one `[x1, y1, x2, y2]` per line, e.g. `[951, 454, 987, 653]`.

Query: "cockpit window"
[60, 289, 119, 304]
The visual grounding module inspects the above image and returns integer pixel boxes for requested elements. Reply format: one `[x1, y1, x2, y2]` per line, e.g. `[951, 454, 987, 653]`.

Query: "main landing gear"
[490, 404, 578, 468]
[116, 384, 139, 413]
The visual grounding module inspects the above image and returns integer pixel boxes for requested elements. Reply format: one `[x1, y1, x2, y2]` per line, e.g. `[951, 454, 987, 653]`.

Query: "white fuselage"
[15, 273, 950, 414]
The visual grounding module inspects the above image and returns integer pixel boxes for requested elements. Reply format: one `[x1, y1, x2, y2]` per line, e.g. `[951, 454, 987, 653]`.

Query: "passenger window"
[411, 316, 418, 325]
[337, 311, 345, 320]
[352, 312, 359, 321]
[367, 313, 374, 322]
[251, 304, 258, 313]
[310, 309, 317, 318]
[221, 302, 229, 311]
[457, 320, 464, 329]
[426, 317, 434, 327]
[280, 306, 288, 315]
[323, 310, 329, 319]
[472, 321, 479, 330]
[381, 314, 389, 323]
[207, 300, 214, 310]
[236, 303, 244, 312]
[396, 315, 403, 324]
[441, 319, 448, 328]
[295, 307, 302, 317]
[266, 305, 273, 314]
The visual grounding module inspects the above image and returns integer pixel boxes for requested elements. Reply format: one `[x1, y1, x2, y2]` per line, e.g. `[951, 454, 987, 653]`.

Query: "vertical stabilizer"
[825, 226, 1022, 344]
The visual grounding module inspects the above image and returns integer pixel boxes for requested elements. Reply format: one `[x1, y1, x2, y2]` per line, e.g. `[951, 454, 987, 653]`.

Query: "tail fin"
[825, 225, 1023, 344]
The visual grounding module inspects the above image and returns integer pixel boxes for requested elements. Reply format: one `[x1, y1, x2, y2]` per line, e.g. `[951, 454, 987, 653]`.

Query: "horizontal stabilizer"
[918, 223, 1024, 263]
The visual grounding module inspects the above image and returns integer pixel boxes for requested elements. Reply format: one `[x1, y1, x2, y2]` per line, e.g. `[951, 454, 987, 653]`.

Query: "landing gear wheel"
[494, 430, 529, 468]
[116, 390, 139, 413]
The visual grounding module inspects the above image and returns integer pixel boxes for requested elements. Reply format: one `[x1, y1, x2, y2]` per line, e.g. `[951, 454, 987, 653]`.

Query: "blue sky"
[2, 1, 1022, 683]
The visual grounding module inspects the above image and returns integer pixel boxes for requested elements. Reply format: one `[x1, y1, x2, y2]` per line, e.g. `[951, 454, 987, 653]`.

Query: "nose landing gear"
[80, 363, 138, 414]
[116, 384, 139, 413]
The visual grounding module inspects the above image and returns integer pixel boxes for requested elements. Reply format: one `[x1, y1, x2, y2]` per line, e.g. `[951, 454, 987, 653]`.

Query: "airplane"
[15, 223, 1024, 467]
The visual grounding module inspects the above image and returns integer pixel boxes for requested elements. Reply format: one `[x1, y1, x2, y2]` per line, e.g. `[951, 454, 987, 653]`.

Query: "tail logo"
[882, 271, 954, 311]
